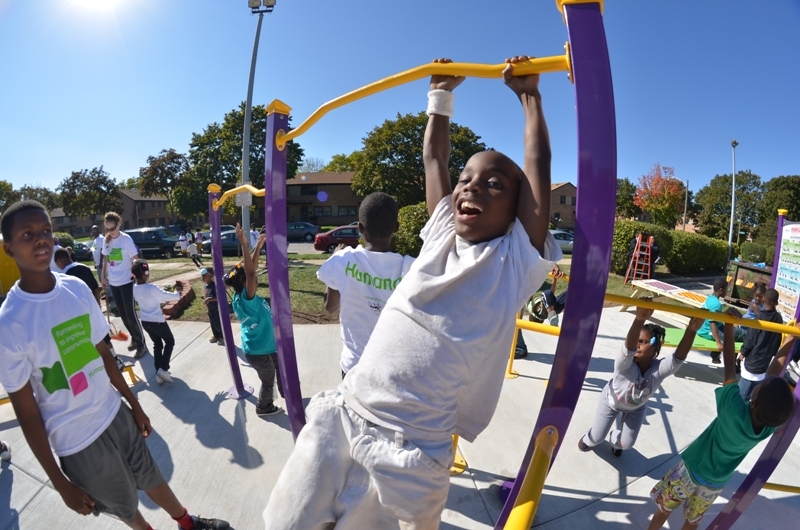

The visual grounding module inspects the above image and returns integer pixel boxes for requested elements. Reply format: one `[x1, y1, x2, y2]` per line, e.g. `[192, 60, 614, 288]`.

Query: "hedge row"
[53, 232, 75, 250]
[610, 221, 673, 275]
[392, 202, 429, 258]
[740, 241, 776, 264]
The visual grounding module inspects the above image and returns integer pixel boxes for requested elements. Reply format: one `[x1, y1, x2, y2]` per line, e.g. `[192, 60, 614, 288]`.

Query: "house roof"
[118, 188, 167, 201]
[51, 208, 66, 218]
[551, 182, 576, 191]
[287, 172, 354, 186]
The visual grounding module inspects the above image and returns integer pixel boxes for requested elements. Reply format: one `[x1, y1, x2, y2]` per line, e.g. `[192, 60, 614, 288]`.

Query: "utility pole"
[726, 139, 739, 264]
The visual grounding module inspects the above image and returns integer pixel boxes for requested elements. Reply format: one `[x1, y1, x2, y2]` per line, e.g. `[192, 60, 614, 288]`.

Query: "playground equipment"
[204, 1, 797, 527]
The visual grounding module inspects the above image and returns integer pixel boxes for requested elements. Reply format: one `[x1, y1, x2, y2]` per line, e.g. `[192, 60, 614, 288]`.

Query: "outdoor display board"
[774, 220, 800, 323]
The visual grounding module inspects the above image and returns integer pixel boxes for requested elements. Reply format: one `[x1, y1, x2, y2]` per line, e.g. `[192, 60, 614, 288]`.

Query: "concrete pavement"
[1, 308, 799, 529]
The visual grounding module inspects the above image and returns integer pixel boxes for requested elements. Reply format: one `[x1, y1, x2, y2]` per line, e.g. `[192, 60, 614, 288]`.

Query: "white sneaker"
[548, 311, 560, 327]
[156, 369, 174, 384]
[790, 360, 800, 375]
[0, 441, 10, 462]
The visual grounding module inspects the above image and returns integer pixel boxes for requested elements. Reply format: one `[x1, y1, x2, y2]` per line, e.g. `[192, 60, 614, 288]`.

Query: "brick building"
[284, 172, 361, 226]
[50, 208, 98, 238]
[550, 182, 577, 229]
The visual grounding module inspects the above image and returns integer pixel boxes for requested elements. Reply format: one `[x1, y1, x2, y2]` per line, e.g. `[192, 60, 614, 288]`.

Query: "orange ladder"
[624, 233, 653, 284]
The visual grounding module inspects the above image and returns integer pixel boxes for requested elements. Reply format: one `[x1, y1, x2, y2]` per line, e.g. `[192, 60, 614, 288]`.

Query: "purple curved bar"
[264, 111, 306, 440]
[207, 190, 250, 399]
[494, 3, 617, 527]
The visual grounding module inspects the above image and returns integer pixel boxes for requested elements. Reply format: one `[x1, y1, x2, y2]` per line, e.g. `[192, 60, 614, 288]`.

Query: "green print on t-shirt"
[108, 247, 123, 264]
[43, 315, 101, 396]
[344, 261, 403, 291]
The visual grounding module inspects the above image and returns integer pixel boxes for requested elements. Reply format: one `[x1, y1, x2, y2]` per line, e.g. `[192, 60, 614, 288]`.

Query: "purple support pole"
[494, 3, 617, 528]
[769, 210, 786, 290]
[264, 105, 305, 440]
[706, 383, 800, 530]
[207, 186, 252, 399]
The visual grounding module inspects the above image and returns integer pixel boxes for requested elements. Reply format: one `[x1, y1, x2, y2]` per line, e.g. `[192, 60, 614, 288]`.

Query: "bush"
[392, 202, 429, 257]
[611, 221, 674, 275]
[740, 241, 767, 262]
[54, 232, 75, 250]
[664, 231, 728, 274]
[766, 245, 776, 265]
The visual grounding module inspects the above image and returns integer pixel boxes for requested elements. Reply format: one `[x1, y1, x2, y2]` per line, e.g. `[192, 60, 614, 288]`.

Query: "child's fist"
[430, 58, 464, 92]
[503, 56, 541, 97]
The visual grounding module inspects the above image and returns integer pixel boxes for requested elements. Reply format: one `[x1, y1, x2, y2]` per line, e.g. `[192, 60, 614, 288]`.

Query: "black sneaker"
[514, 347, 528, 359]
[611, 447, 622, 457]
[185, 515, 230, 529]
[134, 347, 148, 360]
[711, 352, 721, 364]
[256, 404, 283, 417]
[127, 343, 137, 352]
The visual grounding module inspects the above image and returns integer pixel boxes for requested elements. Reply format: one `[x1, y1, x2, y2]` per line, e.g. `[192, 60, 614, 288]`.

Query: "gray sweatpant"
[582, 392, 647, 451]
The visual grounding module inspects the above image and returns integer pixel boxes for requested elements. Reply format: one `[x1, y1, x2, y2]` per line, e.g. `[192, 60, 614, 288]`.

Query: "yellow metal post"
[450, 435, 467, 475]
[504, 426, 559, 529]
[506, 312, 522, 379]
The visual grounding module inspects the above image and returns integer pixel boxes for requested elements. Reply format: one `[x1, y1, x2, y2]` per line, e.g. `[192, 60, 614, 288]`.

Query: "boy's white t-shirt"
[317, 246, 415, 373]
[0, 274, 120, 457]
[102, 233, 138, 286]
[340, 196, 561, 442]
[133, 282, 180, 323]
[92, 235, 104, 268]
[179, 234, 188, 251]
[187, 243, 198, 255]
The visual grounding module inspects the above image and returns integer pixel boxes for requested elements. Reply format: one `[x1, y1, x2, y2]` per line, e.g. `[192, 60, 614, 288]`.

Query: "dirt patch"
[291, 310, 340, 325]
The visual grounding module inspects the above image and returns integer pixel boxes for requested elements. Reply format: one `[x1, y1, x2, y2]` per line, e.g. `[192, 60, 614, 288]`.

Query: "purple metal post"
[494, 3, 617, 527]
[264, 105, 305, 440]
[207, 186, 252, 399]
[768, 210, 786, 290]
[706, 383, 800, 530]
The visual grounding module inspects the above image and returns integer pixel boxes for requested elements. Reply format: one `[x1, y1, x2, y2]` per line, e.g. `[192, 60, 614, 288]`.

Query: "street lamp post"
[241, 0, 276, 233]
[726, 139, 739, 264]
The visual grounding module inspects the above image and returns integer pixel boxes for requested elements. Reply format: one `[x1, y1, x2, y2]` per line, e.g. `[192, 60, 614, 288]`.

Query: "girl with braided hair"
[579, 301, 704, 456]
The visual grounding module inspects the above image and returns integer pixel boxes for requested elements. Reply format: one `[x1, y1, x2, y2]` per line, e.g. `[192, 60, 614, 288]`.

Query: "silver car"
[549, 229, 573, 254]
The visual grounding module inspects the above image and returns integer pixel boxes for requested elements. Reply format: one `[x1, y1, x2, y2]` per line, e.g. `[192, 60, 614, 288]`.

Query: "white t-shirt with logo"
[133, 282, 180, 323]
[102, 233, 138, 287]
[0, 274, 120, 457]
[317, 246, 415, 372]
[92, 235, 104, 269]
[179, 234, 188, 251]
[340, 196, 561, 442]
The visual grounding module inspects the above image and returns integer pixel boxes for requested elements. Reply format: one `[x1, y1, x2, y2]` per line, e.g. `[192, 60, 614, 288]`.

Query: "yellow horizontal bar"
[604, 294, 800, 337]
[517, 319, 561, 337]
[762, 482, 800, 495]
[505, 426, 559, 529]
[276, 55, 569, 149]
[212, 184, 266, 211]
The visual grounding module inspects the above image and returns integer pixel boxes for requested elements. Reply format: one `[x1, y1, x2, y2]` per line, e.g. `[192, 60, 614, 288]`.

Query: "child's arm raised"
[503, 56, 551, 255]
[722, 307, 742, 383]
[625, 302, 654, 351]
[423, 58, 464, 216]
[10, 384, 96, 515]
[236, 224, 262, 300]
[675, 317, 705, 361]
[767, 322, 800, 376]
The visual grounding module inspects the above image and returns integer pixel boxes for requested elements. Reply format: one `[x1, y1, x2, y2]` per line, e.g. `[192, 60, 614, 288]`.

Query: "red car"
[314, 226, 361, 253]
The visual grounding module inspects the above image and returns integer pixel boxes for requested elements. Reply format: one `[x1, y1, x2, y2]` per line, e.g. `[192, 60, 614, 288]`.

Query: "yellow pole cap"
[207, 183, 221, 193]
[778, 209, 789, 216]
[266, 99, 292, 116]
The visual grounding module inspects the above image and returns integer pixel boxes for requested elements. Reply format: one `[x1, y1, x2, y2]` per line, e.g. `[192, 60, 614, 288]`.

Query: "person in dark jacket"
[738, 288, 784, 401]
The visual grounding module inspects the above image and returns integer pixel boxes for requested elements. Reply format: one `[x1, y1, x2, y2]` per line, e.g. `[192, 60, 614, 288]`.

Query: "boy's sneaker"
[217, 340, 225, 346]
[547, 311, 559, 327]
[711, 352, 721, 364]
[209, 337, 218, 344]
[514, 346, 528, 359]
[156, 369, 174, 384]
[0, 441, 10, 462]
[127, 343, 137, 352]
[134, 346, 149, 360]
[184, 515, 230, 529]
[611, 447, 622, 457]
[256, 404, 284, 417]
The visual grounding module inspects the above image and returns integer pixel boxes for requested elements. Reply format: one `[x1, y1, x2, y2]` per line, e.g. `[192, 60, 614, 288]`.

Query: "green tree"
[352, 112, 486, 207]
[119, 176, 142, 190]
[633, 164, 684, 229]
[0, 179, 19, 213]
[57, 167, 122, 217]
[175, 104, 304, 218]
[139, 148, 188, 221]
[323, 151, 365, 172]
[693, 170, 762, 240]
[17, 185, 59, 211]
[299, 156, 326, 173]
[616, 177, 641, 219]
[756, 175, 800, 244]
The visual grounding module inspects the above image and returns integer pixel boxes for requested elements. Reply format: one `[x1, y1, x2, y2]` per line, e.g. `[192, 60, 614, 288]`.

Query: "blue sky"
[1, 0, 798, 197]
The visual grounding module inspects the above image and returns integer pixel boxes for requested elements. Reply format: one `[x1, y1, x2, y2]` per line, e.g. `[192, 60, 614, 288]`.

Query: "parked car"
[200, 230, 243, 256]
[71, 241, 94, 262]
[125, 228, 181, 259]
[549, 229, 574, 254]
[314, 226, 361, 253]
[287, 222, 320, 242]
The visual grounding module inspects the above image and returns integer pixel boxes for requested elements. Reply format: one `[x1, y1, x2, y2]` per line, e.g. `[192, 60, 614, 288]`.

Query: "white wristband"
[426, 89, 454, 118]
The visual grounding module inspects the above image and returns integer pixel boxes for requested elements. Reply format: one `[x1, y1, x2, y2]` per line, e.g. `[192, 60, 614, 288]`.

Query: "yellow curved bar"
[504, 426, 559, 529]
[603, 294, 800, 337]
[276, 55, 570, 149]
[762, 482, 800, 495]
[211, 184, 266, 211]
[506, 312, 523, 379]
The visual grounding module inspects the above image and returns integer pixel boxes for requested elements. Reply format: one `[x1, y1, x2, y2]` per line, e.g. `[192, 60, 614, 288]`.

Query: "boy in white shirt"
[187, 241, 203, 268]
[0, 200, 229, 530]
[264, 56, 561, 529]
[317, 192, 415, 378]
[132, 260, 180, 384]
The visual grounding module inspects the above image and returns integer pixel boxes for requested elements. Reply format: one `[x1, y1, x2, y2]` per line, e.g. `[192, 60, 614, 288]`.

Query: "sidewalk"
[1, 308, 798, 529]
